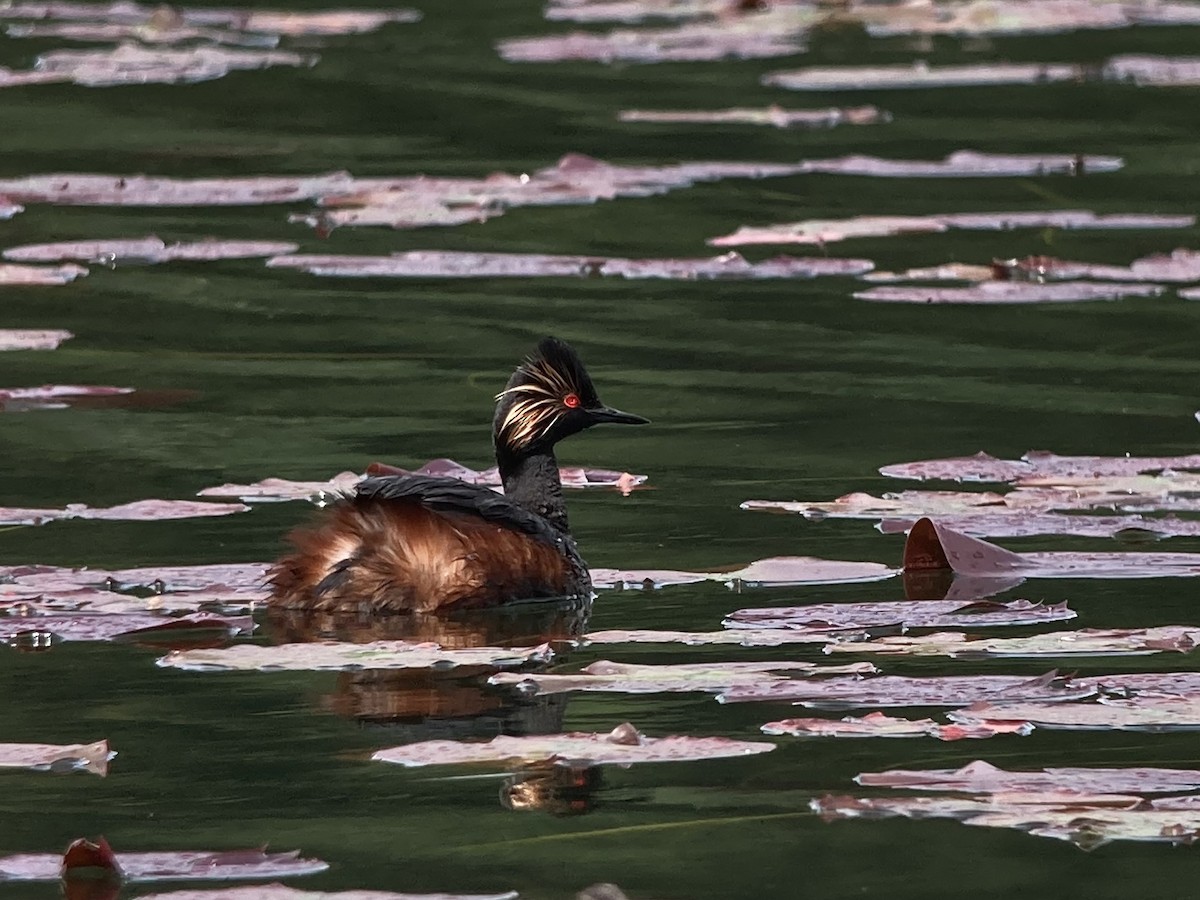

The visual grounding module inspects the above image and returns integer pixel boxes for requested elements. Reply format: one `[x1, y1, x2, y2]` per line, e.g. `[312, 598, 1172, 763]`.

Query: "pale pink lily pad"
[0, 740, 112, 775]
[0, 843, 328, 881]
[0, 4, 420, 35]
[618, 105, 889, 128]
[826, 626, 1200, 660]
[880, 449, 1200, 483]
[880, 512, 1200, 540]
[725, 598, 1076, 631]
[0, 329, 73, 350]
[0, 499, 248, 526]
[137, 886, 516, 900]
[905, 517, 1200, 579]
[582, 628, 867, 647]
[762, 712, 1030, 741]
[0, 588, 264, 616]
[0, 172, 355, 206]
[266, 250, 874, 280]
[872, 249, 1200, 285]
[4, 236, 299, 264]
[487, 659, 877, 696]
[157, 640, 555, 673]
[592, 556, 897, 589]
[0, 384, 131, 411]
[855, 281, 1162, 304]
[372, 722, 774, 768]
[0, 263, 87, 285]
[858, 760, 1200, 794]
[710, 210, 1184, 248]
[949, 693, 1200, 732]
[1, 613, 253, 643]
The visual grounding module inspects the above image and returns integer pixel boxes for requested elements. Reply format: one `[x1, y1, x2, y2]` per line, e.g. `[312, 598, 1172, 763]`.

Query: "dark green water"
[3, 3, 1200, 899]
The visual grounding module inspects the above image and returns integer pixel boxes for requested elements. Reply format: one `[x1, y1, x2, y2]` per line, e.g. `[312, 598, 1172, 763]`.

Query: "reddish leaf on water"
[857, 760, 1200, 794]
[761, 711, 1031, 741]
[157, 640, 555, 672]
[4, 236, 299, 264]
[0, 263, 87, 285]
[267, 250, 874, 280]
[725, 598, 1076, 630]
[826, 626, 1200, 660]
[0, 329, 73, 350]
[880, 449, 1200, 483]
[488, 659, 876, 696]
[855, 281, 1162, 304]
[0, 740, 112, 776]
[62, 838, 120, 878]
[0, 844, 328, 882]
[372, 722, 774, 768]
[135, 886, 518, 900]
[592, 556, 898, 589]
[617, 105, 890, 128]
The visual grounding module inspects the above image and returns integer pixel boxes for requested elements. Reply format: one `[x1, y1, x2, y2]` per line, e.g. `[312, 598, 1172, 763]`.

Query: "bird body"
[268, 338, 646, 613]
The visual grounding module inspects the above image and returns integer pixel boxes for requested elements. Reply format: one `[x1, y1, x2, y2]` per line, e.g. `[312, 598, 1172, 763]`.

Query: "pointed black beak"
[589, 406, 650, 426]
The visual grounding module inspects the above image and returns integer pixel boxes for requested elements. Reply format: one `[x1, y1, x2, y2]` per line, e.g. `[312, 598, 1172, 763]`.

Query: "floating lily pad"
[157, 640, 555, 672]
[0, 839, 328, 881]
[372, 722, 774, 768]
[617, 105, 889, 128]
[592, 556, 898, 589]
[855, 281, 1162, 304]
[826, 626, 1200, 660]
[488, 659, 876, 696]
[0, 172, 355, 206]
[880, 449, 1200, 483]
[5, 236, 299, 264]
[710, 210, 1186, 248]
[0, 740, 112, 775]
[582, 628, 867, 647]
[725, 598, 1076, 631]
[949, 693, 1200, 732]
[266, 250, 874, 280]
[136, 887, 517, 900]
[761, 712, 1030, 741]
[1, 613, 253, 644]
[0, 499, 248, 526]
[857, 760, 1200, 794]
[0, 263, 87, 285]
[0, 329, 73, 350]
[0, 384, 132, 411]
[880, 512, 1200, 540]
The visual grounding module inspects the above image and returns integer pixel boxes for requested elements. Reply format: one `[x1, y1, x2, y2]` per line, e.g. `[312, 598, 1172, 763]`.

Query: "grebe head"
[493, 337, 648, 456]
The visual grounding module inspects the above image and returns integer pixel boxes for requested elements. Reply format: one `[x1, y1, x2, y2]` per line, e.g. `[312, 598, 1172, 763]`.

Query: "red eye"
[563, 393, 581, 409]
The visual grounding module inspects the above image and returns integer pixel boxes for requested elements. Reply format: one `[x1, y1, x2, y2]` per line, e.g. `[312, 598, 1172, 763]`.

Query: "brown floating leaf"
[488, 659, 876, 696]
[880, 449, 1200, 483]
[0, 740, 112, 775]
[617, 105, 890, 128]
[267, 250, 873, 280]
[857, 760, 1200, 794]
[0, 263, 87, 285]
[1, 613, 253, 644]
[372, 722, 774, 768]
[0, 499, 248, 526]
[710, 210, 1186, 247]
[949, 693, 1200, 732]
[855, 281, 1162, 304]
[762, 712, 1030, 741]
[157, 640, 555, 672]
[4, 236, 299, 264]
[0, 844, 328, 881]
[725, 598, 1076, 630]
[826, 626, 1200, 660]
[905, 517, 1200, 578]
[0, 329, 73, 350]
[592, 556, 898, 589]
[135, 886, 517, 900]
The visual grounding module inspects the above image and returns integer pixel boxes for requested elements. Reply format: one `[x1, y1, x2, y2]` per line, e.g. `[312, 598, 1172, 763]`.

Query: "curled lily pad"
[710, 210, 1184, 247]
[157, 640, 555, 672]
[267, 250, 874, 280]
[726, 598, 1076, 631]
[948, 693, 1200, 732]
[0, 740, 112, 775]
[0, 839, 329, 881]
[880, 449, 1200, 483]
[0, 329, 73, 350]
[372, 722, 774, 768]
[617, 105, 889, 128]
[0, 263, 87, 285]
[592, 556, 898, 589]
[0, 499, 248, 526]
[855, 281, 1162, 304]
[488, 659, 876, 696]
[857, 760, 1200, 794]
[4, 236, 299, 264]
[136, 887, 516, 900]
[826, 626, 1200, 660]
[762, 712, 1030, 741]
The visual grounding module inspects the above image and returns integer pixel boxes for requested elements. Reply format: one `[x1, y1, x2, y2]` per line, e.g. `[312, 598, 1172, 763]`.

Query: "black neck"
[496, 448, 569, 533]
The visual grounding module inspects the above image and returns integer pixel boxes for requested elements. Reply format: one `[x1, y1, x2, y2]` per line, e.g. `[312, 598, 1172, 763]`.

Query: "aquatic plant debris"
[134, 886, 518, 900]
[0, 384, 132, 411]
[870, 249, 1200, 285]
[857, 282, 1163, 304]
[0, 329, 73, 350]
[709, 210, 1192, 247]
[0, 839, 329, 881]
[0, 613, 254, 644]
[372, 722, 774, 768]
[0, 740, 112, 775]
[0, 263, 87, 285]
[826, 626, 1200, 659]
[725, 598, 1076, 630]
[266, 250, 874, 281]
[764, 54, 1200, 91]
[591, 556, 897, 589]
[761, 712, 1030, 741]
[880, 449, 1200, 483]
[857, 760, 1200, 794]
[157, 640, 555, 672]
[617, 105, 889, 128]
[487, 660, 877, 696]
[948, 694, 1200, 732]
[905, 517, 1200, 578]
[0, 499, 248, 526]
[4, 236, 299, 264]
[582, 628, 868, 647]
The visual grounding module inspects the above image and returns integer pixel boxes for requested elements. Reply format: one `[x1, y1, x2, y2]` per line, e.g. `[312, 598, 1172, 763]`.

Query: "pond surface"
[3, 2, 1200, 899]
